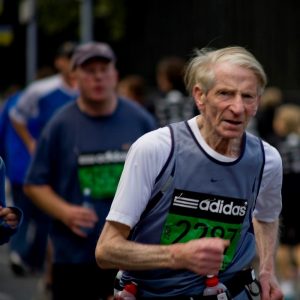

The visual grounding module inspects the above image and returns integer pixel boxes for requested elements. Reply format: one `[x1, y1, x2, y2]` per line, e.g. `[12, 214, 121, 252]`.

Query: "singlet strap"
[141, 125, 176, 218]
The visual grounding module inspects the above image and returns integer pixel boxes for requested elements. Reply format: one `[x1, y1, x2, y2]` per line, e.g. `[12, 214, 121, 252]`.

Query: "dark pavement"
[0, 244, 49, 300]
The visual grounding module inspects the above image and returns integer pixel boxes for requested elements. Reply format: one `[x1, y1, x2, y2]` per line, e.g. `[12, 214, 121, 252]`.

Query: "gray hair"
[184, 46, 267, 96]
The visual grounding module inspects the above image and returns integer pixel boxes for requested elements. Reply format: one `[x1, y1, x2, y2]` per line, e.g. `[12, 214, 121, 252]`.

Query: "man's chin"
[221, 130, 244, 140]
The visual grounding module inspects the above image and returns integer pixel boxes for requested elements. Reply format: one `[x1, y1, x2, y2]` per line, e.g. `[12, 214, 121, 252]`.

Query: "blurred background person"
[117, 74, 147, 107]
[6, 41, 78, 293]
[0, 156, 22, 246]
[24, 41, 157, 300]
[150, 55, 196, 127]
[9, 41, 78, 155]
[255, 86, 283, 144]
[0, 91, 29, 251]
[272, 103, 300, 300]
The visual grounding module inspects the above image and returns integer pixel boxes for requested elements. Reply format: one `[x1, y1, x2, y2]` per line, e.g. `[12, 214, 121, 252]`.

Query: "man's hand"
[170, 237, 230, 275]
[61, 204, 99, 237]
[259, 271, 284, 300]
[0, 206, 20, 229]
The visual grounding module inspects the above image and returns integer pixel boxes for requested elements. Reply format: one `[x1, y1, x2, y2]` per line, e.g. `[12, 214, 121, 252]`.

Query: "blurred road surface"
[0, 244, 49, 300]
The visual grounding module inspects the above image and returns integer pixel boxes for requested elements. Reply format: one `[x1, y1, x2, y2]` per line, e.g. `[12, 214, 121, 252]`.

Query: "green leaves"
[36, 0, 126, 41]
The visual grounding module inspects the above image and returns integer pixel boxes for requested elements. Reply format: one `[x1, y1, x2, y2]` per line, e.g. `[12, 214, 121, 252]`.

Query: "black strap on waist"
[223, 267, 261, 299]
[138, 268, 261, 300]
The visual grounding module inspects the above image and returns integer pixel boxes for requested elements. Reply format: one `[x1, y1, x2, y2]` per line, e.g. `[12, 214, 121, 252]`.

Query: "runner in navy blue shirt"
[25, 42, 157, 300]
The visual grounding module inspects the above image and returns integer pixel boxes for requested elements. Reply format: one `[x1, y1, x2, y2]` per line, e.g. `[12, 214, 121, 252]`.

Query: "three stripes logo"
[174, 195, 199, 209]
[171, 189, 247, 222]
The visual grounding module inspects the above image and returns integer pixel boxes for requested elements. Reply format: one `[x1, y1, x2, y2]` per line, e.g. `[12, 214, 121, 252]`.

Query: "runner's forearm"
[253, 217, 279, 275]
[96, 221, 176, 270]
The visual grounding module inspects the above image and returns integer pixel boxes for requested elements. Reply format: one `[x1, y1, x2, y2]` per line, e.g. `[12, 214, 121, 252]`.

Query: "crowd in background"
[0, 40, 196, 300]
[0, 41, 300, 300]
[253, 87, 300, 300]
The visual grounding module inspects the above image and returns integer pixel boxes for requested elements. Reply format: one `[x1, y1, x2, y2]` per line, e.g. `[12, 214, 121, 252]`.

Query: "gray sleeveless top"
[123, 120, 265, 298]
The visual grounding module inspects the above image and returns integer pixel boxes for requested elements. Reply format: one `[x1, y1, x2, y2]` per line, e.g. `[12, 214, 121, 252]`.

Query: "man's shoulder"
[131, 126, 171, 155]
[30, 74, 60, 89]
[44, 101, 77, 127]
[1, 92, 21, 113]
[245, 132, 281, 164]
[261, 138, 281, 157]
[261, 139, 282, 174]
[51, 101, 77, 118]
[39, 85, 77, 103]
[22, 75, 61, 100]
[118, 98, 157, 130]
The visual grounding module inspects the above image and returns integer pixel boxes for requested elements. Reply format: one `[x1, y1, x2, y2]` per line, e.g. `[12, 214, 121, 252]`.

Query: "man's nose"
[230, 95, 245, 114]
[94, 70, 104, 79]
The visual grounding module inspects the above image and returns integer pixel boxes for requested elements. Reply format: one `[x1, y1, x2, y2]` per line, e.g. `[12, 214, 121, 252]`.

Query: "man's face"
[76, 58, 118, 102]
[195, 62, 260, 140]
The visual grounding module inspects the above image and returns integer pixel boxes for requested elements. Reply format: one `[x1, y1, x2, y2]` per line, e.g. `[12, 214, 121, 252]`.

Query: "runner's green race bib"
[78, 151, 126, 199]
[161, 189, 248, 270]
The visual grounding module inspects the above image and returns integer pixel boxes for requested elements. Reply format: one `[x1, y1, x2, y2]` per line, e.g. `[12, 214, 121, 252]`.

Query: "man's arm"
[96, 220, 229, 275]
[9, 77, 57, 154]
[0, 157, 22, 244]
[24, 184, 98, 238]
[11, 119, 36, 154]
[0, 206, 22, 245]
[253, 218, 283, 300]
[9, 89, 38, 154]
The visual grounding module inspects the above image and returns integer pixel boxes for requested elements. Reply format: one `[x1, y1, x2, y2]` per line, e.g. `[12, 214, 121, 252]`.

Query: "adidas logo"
[199, 199, 247, 216]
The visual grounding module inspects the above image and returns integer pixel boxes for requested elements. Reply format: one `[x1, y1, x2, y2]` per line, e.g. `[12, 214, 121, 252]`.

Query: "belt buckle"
[217, 292, 229, 300]
[246, 279, 261, 297]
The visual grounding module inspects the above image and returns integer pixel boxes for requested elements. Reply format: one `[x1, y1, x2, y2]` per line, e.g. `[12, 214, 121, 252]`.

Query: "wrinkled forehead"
[212, 62, 260, 91]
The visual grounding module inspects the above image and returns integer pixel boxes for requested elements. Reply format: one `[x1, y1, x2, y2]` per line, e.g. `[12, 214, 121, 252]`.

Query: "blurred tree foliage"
[36, 0, 126, 41]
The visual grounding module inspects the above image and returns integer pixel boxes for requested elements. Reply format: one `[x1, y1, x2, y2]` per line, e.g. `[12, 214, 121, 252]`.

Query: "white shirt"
[9, 74, 76, 123]
[107, 117, 282, 228]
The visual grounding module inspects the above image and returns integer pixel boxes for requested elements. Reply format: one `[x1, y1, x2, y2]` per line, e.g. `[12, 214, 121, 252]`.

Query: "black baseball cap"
[71, 42, 116, 69]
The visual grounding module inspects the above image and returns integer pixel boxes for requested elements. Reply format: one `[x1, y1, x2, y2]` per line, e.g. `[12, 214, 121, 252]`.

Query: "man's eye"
[219, 91, 230, 96]
[243, 94, 255, 99]
[243, 95, 257, 104]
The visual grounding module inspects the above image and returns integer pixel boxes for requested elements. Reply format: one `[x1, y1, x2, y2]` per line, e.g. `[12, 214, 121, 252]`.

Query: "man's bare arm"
[24, 184, 98, 238]
[253, 217, 283, 300]
[96, 221, 229, 275]
[11, 119, 36, 154]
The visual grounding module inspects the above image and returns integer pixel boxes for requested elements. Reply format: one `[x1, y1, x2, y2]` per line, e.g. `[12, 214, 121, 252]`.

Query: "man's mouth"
[224, 120, 243, 125]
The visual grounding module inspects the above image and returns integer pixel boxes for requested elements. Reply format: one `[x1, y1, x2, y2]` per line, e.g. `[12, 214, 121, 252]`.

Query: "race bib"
[161, 189, 248, 270]
[78, 151, 126, 199]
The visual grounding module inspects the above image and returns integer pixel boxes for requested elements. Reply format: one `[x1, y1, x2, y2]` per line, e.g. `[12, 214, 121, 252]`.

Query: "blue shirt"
[0, 92, 30, 184]
[0, 157, 23, 245]
[25, 98, 157, 263]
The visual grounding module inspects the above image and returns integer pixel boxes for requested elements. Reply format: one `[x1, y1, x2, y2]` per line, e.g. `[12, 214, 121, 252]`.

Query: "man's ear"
[252, 95, 261, 116]
[193, 85, 205, 112]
